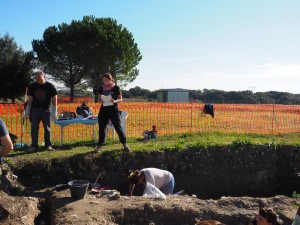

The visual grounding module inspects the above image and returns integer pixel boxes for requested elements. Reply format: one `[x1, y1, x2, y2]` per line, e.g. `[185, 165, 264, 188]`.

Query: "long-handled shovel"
[91, 173, 101, 189]
[91, 173, 110, 193]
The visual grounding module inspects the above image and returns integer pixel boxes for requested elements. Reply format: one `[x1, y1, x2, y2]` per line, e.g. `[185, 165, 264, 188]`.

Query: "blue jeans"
[31, 107, 52, 147]
[161, 174, 175, 195]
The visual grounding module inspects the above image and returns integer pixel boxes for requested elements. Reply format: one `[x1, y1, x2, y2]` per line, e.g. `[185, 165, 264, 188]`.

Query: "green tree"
[189, 90, 202, 101]
[147, 90, 158, 100]
[0, 33, 33, 103]
[121, 90, 130, 98]
[32, 23, 90, 102]
[129, 86, 151, 98]
[238, 90, 256, 104]
[255, 92, 273, 104]
[290, 94, 300, 104]
[33, 16, 142, 102]
[73, 16, 142, 102]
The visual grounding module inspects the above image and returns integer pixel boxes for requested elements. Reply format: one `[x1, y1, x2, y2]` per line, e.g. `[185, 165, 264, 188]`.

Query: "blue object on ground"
[152, 132, 157, 139]
[15, 142, 22, 147]
[15, 142, 28, 147]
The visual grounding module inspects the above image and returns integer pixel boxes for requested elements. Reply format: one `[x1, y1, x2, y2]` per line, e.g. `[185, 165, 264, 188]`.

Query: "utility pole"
[249, 86, 256, 93]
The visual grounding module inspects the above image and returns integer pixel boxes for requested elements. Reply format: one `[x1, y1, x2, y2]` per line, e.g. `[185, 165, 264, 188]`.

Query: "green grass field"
[5, 132, 300, 170]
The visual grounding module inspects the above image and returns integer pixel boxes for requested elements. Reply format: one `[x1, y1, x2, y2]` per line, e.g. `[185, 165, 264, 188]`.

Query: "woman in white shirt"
[128, 168, 174, 196]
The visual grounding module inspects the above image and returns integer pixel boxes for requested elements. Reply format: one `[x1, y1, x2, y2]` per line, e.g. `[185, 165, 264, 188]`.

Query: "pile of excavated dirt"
[50, 189, 298, 225]
[0, 163, 40, 225]
[0, 191, 39, 225]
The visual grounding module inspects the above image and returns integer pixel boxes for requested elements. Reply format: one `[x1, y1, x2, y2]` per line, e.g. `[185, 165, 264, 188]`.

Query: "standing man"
[25, 70, 57, 153]
[0, 118, 13, 158]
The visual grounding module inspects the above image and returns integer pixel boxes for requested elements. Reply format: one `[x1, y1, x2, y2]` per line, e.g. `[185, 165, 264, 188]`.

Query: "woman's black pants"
[98, 107, 126, 146]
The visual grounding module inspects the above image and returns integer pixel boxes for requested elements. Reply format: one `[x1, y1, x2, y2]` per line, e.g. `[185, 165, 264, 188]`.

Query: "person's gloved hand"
[24, 105, 31, 118]
[51, 106, 57, 121]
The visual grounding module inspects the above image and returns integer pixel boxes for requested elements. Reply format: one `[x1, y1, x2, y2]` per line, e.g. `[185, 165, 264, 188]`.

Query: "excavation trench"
[2, 144, 300, 224]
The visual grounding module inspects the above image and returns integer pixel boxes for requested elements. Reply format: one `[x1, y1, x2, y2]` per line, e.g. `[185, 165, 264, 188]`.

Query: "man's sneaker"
[94, 145, 104, 153]
[123, 144, 131, 153]
[26, 146, 36, 154]
[46, 146, 55, 151]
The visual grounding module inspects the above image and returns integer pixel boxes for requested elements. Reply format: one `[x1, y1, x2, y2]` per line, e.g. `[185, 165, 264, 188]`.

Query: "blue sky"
[1, 0, 300, 93]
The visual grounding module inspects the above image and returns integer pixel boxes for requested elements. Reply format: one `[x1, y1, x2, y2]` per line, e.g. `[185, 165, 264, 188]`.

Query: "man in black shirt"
[25, 70, 57, 153]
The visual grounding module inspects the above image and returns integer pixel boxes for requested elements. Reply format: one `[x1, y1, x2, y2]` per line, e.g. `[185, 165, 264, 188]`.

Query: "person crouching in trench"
[128, 168, 174, 196]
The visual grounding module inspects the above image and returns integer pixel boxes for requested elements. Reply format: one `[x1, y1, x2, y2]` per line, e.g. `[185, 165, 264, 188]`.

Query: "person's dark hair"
[128, 170, 141, 184]
[259, 208, 278, 224]
[101, 73, 115, 83]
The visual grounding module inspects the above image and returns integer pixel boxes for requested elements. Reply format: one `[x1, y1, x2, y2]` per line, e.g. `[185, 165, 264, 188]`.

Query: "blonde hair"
[101, 73, 115, 83]
[128, 170, 141, 184]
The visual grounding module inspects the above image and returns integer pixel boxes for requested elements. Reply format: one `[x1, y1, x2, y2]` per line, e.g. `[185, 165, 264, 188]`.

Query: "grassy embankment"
[5, 132, 300, 169]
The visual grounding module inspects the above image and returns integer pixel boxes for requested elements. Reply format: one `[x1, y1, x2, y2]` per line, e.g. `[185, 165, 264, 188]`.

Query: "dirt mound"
[0, 191, 39, 225]
[0, 163, 40, 224]
[51, 190, 298, 225]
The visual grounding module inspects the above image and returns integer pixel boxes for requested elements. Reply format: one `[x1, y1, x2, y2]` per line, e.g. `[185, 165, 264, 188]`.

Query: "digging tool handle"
[94, 173, 101, 184]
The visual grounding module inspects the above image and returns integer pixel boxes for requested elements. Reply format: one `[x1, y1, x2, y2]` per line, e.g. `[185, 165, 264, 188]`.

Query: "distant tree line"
[122, 86, 300, 105]
[58, 86, 300, 105]
[189, 89, 300, 104]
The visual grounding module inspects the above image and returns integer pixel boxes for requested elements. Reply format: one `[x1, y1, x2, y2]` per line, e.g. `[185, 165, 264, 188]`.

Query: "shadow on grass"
[7, 140, 98, 157]
[53, 140, 97, 150]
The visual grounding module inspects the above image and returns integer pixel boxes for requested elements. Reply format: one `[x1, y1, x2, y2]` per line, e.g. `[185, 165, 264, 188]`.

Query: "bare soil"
[1, 160, 299, 225]
[2, 143, 300, 225]
[50, 189, 298, 225]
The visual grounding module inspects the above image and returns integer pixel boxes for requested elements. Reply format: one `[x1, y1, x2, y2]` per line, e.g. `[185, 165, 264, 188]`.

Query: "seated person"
[128, 168, 174, 196]
[248, 208, 280, 225]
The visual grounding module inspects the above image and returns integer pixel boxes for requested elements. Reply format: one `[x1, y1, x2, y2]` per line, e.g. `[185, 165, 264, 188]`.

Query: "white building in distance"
[157, 88, 189, 102]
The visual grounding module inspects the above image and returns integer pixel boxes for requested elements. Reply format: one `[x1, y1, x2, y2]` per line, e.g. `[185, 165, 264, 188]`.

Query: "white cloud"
[133, 63, 300, 93]
[250, 63, 300, 78]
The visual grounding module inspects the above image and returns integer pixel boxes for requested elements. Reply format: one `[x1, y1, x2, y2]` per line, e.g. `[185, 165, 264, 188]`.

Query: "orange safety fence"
[0, 103, 299, 144]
